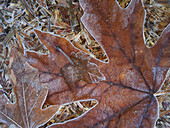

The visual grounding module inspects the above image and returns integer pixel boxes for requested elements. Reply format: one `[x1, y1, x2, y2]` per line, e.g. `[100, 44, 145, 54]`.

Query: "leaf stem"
[154, 90, 170, 96]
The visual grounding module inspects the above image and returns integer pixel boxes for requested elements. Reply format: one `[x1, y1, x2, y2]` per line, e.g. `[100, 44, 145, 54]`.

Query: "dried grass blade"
[2, 29, 14, 46]
[20, 0, 36, 18]
[15, 31, 24, 52]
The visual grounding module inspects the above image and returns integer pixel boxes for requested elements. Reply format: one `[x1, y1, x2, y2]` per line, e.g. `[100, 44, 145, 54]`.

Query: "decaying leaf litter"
[0, 0, 169, 127]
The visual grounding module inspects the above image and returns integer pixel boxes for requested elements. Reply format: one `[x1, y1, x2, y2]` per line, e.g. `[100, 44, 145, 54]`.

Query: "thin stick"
[160, 110, 170, 117]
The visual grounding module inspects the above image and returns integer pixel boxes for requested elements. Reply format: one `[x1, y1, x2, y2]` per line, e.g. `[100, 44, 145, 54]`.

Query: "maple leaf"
[0, 47, 60, 128]
[25, 0, 169, 127]
[26, 30, 105, 94]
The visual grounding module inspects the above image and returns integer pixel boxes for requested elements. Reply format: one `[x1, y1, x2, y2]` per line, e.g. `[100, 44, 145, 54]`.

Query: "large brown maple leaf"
[25, 0, 169, 127]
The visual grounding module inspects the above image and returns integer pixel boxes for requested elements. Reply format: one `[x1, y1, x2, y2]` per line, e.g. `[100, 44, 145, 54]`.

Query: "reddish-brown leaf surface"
[0, 47, 60, 128]
[26, 30, 105, 100]
[24, 0, 169, 127]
